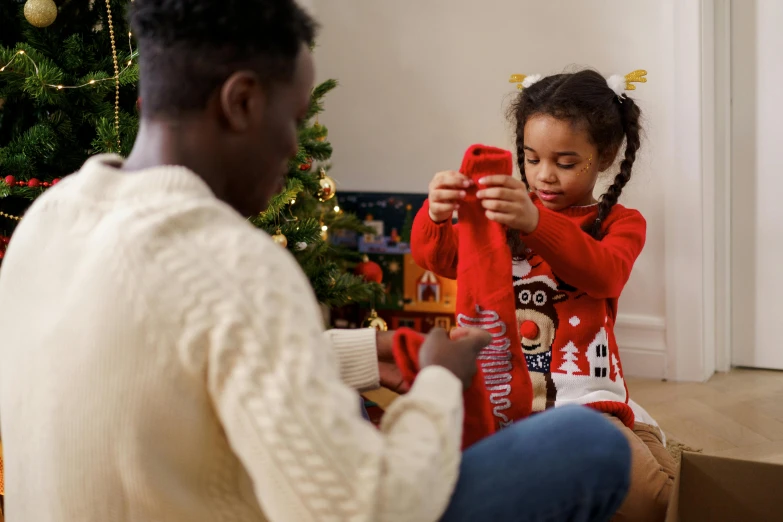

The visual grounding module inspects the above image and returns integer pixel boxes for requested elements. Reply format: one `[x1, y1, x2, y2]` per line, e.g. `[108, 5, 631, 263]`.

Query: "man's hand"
[420, 327, 492, 389]
[377, 330, 410, 393]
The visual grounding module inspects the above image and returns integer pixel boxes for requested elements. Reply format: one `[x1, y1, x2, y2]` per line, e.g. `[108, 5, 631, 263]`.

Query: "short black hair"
[129, 0, 317, 116]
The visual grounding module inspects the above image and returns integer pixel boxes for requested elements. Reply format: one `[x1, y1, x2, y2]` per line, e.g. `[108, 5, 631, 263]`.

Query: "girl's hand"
[428, 170, 472, 223]
[476, 175, 540, 234]
[377, 330, 410, 394]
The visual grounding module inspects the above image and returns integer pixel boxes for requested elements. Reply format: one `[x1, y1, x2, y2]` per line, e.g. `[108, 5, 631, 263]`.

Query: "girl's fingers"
[485, 210, 516, 226]
[478, 175, 526, 190]
[480, 199, 518, 213]
[431, 171, 472, 190]
[429, 201, 458, 215]
[431, 188, 466, 203]
[476, 187, 521, 201]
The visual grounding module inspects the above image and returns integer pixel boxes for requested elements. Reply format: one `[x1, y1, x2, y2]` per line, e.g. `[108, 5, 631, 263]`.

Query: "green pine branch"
[305, 79, 337, 121]
[252, 177, 307, 226]
[0, 0, 139, 240]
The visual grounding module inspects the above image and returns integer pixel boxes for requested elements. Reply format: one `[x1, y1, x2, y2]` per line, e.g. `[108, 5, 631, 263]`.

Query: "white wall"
[310, 0, 679, 376]
[730, 0, 783, 370]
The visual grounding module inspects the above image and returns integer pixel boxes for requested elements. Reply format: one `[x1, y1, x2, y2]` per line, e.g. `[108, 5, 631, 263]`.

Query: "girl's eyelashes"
[524, 157, 577, 170]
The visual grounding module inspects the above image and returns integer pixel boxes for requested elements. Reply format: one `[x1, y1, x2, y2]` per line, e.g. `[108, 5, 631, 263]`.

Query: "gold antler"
[624, 70, 647, 90]
[509, 74, 527, 90]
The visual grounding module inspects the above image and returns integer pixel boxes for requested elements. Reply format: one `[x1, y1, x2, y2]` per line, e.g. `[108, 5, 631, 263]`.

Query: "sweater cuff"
[413, 365, 463, 405]
[417, 200, 455, 240]
[400, 365, 464, 430]
[325, 328, 380, 392]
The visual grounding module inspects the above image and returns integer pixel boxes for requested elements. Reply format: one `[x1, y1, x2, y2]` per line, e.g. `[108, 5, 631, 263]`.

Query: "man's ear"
[219, 71, 266, 132]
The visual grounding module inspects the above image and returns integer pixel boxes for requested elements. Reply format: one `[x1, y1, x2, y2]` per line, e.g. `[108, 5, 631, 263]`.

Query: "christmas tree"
[1, 1, 379, 308]
[0, 0, 139, 259]
[249, 78, 382, 307]
[559, 342, 581, 375]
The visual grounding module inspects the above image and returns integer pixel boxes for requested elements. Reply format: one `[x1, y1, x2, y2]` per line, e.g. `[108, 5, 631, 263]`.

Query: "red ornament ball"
[28, 178, 41, 188]
[52, 178, 61, 185]
[0, 250, 4, 260]
[299, 162, 312, 172]
[520, 320, 539, 340]
[4, 175, 15, 186]
[354, 259, 383, 284]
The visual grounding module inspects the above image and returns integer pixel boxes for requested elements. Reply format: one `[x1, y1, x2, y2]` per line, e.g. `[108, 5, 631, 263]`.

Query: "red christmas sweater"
[411, 195, 646, 428]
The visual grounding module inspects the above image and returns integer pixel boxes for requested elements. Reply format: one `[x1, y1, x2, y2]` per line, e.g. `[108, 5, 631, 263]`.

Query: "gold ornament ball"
[24, 0, 58, 28]
[317, 174, 336, 202]
[272, 231, 288, 248]
[314, 122, 327, 142]
[363, 310, 388, 332]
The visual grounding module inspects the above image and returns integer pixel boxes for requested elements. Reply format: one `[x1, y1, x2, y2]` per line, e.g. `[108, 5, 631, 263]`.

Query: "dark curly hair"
[507, 69, 642, 257]
[129, 0, 317, 116]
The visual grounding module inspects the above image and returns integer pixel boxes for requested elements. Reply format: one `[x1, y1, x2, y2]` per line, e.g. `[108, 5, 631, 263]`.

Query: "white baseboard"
[615, 314, 668, 380]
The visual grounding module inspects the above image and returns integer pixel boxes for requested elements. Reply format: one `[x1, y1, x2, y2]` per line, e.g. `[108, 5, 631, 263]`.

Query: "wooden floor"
[628, 369, 783, 464]
[366, 368, 783, 464]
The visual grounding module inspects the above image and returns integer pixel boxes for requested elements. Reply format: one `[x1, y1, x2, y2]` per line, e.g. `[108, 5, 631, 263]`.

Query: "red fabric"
[394, 145, 534, 449]
[410, 188, 646, 430]
[391, 328, 424, 385]
[452, 145, 533, 448]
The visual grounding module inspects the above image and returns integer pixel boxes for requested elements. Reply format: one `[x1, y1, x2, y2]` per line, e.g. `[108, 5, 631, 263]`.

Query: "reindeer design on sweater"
[513, 274, 568, 412]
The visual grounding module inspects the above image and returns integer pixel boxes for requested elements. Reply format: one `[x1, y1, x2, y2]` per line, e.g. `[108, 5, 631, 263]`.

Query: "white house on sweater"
[0, 155, 464, 522]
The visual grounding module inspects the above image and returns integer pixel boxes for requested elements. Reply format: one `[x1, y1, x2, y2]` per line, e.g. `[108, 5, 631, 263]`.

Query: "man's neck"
[123, 119, 228, 202]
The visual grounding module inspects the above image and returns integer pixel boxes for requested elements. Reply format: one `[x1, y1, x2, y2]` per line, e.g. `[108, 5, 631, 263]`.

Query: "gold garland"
[0, 211, 22, 222]
[0, 0, 137, 233]
[0, 2, 136, 153]
[104, 0, 121, 152]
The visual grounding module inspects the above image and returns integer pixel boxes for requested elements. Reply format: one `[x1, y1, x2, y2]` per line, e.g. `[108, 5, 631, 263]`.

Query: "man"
[0, 1, 631, 520]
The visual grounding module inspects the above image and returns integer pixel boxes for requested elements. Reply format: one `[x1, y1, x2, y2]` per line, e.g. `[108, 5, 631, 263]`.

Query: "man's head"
[129, 0, 317, 215]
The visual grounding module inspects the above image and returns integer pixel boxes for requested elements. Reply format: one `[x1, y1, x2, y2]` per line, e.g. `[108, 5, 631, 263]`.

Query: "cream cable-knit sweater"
[0, 155, 463, 522]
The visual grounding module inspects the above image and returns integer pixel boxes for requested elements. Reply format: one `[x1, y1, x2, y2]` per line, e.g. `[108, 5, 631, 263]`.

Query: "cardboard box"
[666, 451, 783, 521]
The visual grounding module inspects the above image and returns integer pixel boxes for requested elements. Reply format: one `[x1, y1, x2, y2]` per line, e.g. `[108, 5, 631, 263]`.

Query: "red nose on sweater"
[520, 320, 539, 340]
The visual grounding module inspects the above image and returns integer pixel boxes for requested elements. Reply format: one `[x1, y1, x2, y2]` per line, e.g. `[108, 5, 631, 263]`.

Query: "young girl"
[411, 69, 676, 522]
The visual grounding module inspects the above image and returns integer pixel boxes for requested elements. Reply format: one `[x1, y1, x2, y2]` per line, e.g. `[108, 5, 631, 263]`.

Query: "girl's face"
[522, 114, 604, 211]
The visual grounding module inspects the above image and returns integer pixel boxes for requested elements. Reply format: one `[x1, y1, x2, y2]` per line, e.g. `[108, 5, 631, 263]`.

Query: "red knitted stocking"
[456, 144, 533, 447]
[392, 144, 533, 449]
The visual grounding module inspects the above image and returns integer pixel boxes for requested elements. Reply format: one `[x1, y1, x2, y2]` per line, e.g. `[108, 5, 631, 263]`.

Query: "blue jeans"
[440, 406, 631, 522]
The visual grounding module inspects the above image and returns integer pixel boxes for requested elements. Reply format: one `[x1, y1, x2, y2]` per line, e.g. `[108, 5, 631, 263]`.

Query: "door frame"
[713, 0, 732, 372]
[665, 0, 731, 381]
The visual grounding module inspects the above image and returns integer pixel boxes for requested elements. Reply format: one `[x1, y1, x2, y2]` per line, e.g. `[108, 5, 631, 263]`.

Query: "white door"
[730, 0, 783, 369]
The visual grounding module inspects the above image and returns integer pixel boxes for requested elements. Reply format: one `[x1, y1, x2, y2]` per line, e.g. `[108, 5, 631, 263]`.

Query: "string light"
[0, 2, 138, 152]
[321, 225, 328, 232]
[333, 205, 340, 212]
[0, 1, 137, 235]
[0, 46, 137, 91]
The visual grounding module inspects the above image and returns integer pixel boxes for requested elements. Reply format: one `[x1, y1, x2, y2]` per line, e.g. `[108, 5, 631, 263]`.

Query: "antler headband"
[509, 70, 648, 98]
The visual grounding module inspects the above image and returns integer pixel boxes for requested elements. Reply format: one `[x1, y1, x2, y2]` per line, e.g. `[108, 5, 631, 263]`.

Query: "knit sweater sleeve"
[208, 240, 464, 522]
[410, 200, 459, 279]
[522, 207, 646, 299]
[323, 328, 380, 392]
